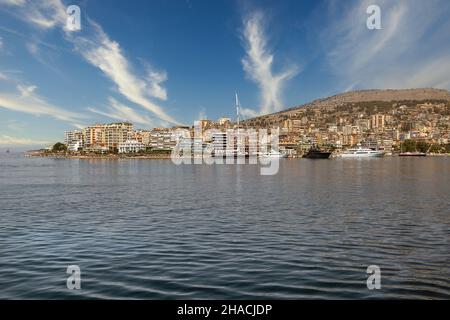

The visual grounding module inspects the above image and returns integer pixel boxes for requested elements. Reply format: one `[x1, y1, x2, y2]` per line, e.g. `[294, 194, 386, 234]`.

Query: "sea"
[0, 152, 449, 299]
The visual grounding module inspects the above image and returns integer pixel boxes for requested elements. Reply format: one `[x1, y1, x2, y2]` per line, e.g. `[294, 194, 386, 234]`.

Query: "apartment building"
[371, 114, 386, 129]
[64, 130, 83, 151]
[82, 122, 134, 151]
[118, 140, 145, 153]
[149, 128, 177, 150]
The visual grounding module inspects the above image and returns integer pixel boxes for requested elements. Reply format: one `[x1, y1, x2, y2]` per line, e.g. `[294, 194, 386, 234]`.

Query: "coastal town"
[34, 89, 450, 158]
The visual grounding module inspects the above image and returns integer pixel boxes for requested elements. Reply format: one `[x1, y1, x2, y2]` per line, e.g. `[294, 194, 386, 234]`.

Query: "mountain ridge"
[243, 88, 450, 124]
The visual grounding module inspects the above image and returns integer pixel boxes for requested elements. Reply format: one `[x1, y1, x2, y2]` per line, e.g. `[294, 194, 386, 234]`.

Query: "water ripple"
[0, 154, 449, 299]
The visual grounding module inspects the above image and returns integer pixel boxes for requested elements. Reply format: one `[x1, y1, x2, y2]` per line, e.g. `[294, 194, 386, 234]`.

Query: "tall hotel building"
[82, 122, 134, 151]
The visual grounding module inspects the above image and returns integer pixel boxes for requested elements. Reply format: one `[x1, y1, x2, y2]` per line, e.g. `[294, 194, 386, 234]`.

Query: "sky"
[0, 0, 450, 148]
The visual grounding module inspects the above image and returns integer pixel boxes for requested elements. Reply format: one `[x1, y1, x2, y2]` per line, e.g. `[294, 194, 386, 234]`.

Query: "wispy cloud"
[239, 107, 259, 119]
[2, 0, 179, 125]
[0, 83, 86, 122]
[145, 66, 168, 101]
[17, 84, 37, 96]
[404, 56, 450, 89]
[68, 22, 178, 124]
[197, 108, 207, 120]
[0, 134, 51, 146]
[241, 11, 299, 116]
[25, 41, 39, 55]
[0, 0, 66, 29]
[87, 97, 154, 127]
[0, 0, 26, 6]
[6, 119, 26, 131]
[322, 0, 450, 91]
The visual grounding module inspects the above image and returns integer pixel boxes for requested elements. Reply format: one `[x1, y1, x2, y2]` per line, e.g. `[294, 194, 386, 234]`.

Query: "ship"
[340, 147, 385, 158]
[259, 150, 287, 158]
[302, 148, 332, 159]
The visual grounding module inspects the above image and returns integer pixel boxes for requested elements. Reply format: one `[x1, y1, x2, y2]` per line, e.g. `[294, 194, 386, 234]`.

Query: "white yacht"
[259, 150, 287, 158]
[340, 147, 385, 158]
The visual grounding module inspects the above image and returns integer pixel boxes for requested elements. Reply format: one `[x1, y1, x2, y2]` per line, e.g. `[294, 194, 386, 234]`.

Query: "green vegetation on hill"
[52, 142, 67, 152]
[399, 139, 450, 153]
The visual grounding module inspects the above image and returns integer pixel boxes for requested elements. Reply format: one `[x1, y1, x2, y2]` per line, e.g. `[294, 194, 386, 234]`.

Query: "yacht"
[302, 147, 332, 159]
[259, 150, 287, 158]
[340, 147, 385, 158]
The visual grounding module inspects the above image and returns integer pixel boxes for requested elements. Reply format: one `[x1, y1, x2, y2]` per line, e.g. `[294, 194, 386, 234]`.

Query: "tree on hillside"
[400, 139, 416, 152]
[52, 142, 67, 152]
[400, 139, 430, 153]
[416, 141, 429, 153]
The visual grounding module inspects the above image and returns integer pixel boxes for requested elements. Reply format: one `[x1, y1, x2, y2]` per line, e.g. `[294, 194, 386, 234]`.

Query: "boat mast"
[235, 92, 240, 129]
[235, 93, 244, 155]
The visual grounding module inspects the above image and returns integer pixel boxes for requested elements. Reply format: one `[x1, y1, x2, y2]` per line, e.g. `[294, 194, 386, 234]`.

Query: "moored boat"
[340, 147, 385, 158]
[302, 148, 331, 159]
[398, 152, 426, 157]
[259, 150, 287, 158]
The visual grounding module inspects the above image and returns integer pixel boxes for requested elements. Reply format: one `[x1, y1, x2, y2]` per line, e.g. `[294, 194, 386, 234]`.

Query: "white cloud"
[28, 0, 66, 29]
[0, 0, 26, 6]
[25, 42, 38, 55]
[239, 107, 259, 119]
[0, 0, 66, 29]
[0, 134, 51, 146]
[241, 11, 299, 116]
[6, 119, 26, 131]
[87, 97, 154, 127]
[197, 109, 207, 120]
[71, 123, 86, 130]
[17, 84, 37, 97]
[68, 23, 178, 124]
[405, 57, 450, 89]
[146, 68, 168, 101]
[322, 0, 450, 91]
[3, 0, 178, 125]
[0, 84, 86, 122]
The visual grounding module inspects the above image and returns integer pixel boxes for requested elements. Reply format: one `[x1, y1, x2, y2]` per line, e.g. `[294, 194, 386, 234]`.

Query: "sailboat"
[234, 93, 247, 158]
[212, 93, 247, 158]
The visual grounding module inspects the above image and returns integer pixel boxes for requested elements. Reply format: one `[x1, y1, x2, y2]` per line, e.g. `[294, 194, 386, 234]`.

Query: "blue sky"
[1, 0, 450, 147]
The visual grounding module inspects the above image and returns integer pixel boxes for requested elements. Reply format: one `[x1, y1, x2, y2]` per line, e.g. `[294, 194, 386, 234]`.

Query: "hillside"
[242, 88, 450, 128]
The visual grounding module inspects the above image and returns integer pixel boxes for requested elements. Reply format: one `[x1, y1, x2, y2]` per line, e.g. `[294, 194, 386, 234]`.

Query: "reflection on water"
[0, 153, 449, 299]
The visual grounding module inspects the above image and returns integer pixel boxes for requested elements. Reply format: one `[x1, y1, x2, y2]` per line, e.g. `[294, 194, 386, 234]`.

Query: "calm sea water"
[0, 153, 449, 299]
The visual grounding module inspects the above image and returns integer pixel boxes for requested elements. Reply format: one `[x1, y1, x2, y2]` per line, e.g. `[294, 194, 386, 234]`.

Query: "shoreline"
[23, 151, 450, 160]
[24, 151, 172, 159]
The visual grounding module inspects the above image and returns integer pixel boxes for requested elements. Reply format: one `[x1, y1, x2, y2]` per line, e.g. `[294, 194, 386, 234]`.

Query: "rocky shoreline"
[24, 150, 450, 160]
[24, 151, 172, 159]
